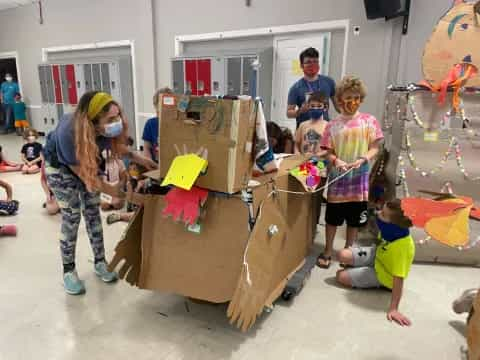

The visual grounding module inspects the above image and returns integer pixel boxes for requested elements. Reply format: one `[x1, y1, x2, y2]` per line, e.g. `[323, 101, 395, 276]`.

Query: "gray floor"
[0, 134, 478, 360]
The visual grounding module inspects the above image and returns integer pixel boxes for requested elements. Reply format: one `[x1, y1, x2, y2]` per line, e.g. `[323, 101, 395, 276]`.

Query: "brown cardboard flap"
[468, 292, 480, 360]
[138, 194, 250, 303]
[227, 194, 288, 332]
[108, 208, 144, 286]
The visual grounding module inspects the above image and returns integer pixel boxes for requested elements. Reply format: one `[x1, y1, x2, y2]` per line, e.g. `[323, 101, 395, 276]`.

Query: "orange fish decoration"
[401, 191, 480, 248]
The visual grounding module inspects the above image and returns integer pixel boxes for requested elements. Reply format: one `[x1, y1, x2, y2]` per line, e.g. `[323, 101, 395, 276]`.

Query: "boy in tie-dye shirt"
[317, 76, 383, 268]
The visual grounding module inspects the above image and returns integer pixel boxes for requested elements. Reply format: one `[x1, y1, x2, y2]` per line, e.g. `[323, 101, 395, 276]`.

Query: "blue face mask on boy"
[103, 119, 123, 138]
[376, 217, 410, 242]
[309, 108, 326, 120]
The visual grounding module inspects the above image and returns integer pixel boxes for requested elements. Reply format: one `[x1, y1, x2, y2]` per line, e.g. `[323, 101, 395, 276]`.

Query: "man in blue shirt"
[287, 48, 337, 128]
[1, 73, 20, 133]
[142, 87, 172, 162]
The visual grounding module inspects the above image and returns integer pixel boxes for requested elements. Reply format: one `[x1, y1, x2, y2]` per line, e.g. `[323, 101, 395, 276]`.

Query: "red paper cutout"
[401, 197, 467, 227]
[162, 186, 209, 226]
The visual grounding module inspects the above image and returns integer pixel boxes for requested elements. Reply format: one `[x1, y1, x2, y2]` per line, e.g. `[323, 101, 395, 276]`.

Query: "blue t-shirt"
[44, 113, 110, 168]
[1, 81, 20, 105]
[287, 75, 336, 127]
[142, 116, 159, 162]
[12, 101, 27, 120]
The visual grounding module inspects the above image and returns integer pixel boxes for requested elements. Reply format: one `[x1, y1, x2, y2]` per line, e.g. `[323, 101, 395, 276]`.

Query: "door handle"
[44, 118, 47, 124]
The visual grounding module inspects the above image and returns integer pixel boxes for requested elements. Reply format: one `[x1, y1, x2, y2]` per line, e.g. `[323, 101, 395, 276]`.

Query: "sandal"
[106, 213, 122, 225]
[316, 253, 332, 269]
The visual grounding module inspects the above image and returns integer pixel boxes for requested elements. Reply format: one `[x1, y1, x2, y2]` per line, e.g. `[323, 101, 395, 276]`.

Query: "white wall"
[0, 0, 156, 128]
[0, 0, 458, 129]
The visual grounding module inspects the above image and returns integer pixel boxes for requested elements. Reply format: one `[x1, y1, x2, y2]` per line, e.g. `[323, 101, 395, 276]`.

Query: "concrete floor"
[0, 134, 478, 360]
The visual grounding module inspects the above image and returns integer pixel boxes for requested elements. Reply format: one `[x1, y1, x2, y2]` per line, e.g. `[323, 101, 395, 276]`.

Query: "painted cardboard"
[109, 156, 315, 330]
[158, 96, 256, 194]
[423, 0, 480, 87]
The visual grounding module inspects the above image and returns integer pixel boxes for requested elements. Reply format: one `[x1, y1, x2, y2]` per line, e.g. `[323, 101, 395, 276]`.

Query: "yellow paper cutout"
[291, 60, 303, 76]
[161, 154, 208, 190]
[425, 198, 471, 247]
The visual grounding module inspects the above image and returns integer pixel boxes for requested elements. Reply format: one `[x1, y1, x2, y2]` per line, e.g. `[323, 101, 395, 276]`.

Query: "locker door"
[109, 62, 122, 101]
[226, 57, 242, 95]
[197, 59, 211, 96]
[100, 63, 111, 94]
[185, 59, 197, 95]
[84, 64, 93, 92]
[172, 60, 185, 94]
[65, 64, 78, 105]
[211, 57, 225, 96]
[242, 56, 258, 97]
[45, 65, 55, 104]
[92, 63, 102, 91]
[59, 65, 69, 104]
[38, 65, 48, 103]
[47, 104, 57, 132]
[52, 65, 63, 104]
[75, 64, 86, 100]
[40, 106, 50, 132]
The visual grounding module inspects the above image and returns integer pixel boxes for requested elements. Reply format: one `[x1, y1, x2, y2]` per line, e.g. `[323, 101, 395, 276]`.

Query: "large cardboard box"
[159, 95, 256, 194]
[109, 155, 315, 331]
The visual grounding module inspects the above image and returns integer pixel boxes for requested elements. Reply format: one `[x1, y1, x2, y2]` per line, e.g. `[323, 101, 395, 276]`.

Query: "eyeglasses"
[303, 59, 319, 65]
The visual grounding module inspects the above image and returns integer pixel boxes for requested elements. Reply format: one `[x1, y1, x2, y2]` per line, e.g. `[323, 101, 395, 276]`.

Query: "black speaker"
[364, 0, 402, 19]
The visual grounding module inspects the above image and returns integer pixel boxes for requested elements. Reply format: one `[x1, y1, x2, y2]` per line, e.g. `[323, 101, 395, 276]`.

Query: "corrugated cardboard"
[158, 96, 256, 194]
[468, 291, 480, 360]
[109, 156, 315, 330]
[422, 0, 480, 86]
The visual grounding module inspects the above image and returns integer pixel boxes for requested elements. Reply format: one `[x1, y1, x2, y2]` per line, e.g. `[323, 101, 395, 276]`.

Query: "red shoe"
[0, 224, 17, 236]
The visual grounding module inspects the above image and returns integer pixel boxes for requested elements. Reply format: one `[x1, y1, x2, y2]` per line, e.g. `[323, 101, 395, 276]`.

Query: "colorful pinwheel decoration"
[289, 158, 326, 192]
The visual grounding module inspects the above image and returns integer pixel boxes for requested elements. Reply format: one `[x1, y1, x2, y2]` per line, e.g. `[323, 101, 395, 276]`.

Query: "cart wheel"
[281, 290, 293, 301]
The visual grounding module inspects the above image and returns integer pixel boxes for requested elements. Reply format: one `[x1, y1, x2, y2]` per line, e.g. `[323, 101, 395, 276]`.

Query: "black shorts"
[325, 201, 368, 228]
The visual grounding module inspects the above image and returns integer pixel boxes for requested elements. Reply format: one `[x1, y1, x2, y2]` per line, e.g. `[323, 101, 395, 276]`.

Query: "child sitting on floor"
[0, 178, 19, 215]
[21, 129, 42, 174]
[295, 91, 329, 157]
[317, 76, 384, 269]
[336, 199, 415, 327]
[0, 145, 22, 172]
[100, 149, 127, 211]
[106, 162, 147, 225]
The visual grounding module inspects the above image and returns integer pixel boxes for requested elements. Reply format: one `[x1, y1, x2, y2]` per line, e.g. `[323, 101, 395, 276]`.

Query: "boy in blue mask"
[335, 199, 415, 327]
[294, 91, 329, 156]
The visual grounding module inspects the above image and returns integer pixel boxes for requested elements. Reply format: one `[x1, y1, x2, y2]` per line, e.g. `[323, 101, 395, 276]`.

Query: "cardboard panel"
[159, 96, 255, 194]
[422, 1, 480, 86]
[139, 194, 250, 303]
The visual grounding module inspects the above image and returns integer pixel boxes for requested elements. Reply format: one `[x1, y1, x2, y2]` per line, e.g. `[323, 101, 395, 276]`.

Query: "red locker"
[196, 59, 211, 96]
[65, 64, 78, 105]
[185, 60, 197, 95]
[52, 65, 63, 104]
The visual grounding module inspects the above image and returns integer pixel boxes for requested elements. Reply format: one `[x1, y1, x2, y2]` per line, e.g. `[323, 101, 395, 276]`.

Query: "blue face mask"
[309, 108, 325, 120]
[103, 120, 123, 138]
[376, 217, 409, 242]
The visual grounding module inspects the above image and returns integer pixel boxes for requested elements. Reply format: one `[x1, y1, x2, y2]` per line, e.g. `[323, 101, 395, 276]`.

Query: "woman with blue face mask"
[43, 91, 156, 295]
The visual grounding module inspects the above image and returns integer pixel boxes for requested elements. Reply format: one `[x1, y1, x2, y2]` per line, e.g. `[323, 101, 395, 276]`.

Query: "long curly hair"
[74, 91, 128, 191]
[334, 76, 367, 106]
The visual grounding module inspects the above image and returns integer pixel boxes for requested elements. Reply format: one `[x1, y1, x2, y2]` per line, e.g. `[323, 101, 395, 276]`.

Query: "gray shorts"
[346, 246, 382, 289]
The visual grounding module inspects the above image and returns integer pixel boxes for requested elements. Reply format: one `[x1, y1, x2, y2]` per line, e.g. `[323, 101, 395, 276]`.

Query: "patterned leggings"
[45, 161, 105, 268]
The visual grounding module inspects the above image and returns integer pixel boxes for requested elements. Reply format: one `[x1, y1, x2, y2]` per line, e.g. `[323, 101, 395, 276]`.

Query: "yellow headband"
[88, 92, 114, 120]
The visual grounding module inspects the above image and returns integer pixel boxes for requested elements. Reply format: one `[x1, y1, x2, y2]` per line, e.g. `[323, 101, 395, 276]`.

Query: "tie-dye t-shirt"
[321, 113, 383, 203]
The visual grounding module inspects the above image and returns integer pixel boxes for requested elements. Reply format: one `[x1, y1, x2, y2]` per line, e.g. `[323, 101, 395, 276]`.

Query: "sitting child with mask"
[335, 199, 415, 327]
[21, 129, 43, 174]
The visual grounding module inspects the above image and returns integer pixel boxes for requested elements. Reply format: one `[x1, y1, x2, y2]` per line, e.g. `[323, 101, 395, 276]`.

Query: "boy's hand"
[349, 158, 366, 169]
[387, 310, 411, 327]
[334, 158, 349, 172]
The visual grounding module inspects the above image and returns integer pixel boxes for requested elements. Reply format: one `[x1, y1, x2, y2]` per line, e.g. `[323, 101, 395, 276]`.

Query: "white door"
[271, 34, 331, 134]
